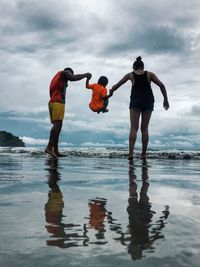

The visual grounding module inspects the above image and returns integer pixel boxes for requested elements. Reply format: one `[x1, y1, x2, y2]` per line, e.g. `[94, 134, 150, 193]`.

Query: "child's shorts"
[48, 102, 65, 123]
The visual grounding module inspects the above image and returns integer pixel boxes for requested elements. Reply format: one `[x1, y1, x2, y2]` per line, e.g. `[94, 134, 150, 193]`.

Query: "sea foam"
[0, 147, 200, 159]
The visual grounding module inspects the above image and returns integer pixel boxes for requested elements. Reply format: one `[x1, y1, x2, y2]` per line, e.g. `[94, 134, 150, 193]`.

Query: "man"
[45, 67, 92, 157]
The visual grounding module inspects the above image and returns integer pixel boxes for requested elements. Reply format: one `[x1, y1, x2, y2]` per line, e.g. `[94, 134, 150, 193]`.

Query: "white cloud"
[21, 136, 73, 146]
[21, 136, 48, 145]
[81, 141, 124, 147]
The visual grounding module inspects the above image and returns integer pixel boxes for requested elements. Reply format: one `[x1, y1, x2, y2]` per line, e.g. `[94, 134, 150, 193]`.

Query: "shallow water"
[0, 153, 200, 267]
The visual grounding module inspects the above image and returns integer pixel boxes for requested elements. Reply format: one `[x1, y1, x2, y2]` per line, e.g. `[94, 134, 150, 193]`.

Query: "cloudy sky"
[1, 0, 200, 149]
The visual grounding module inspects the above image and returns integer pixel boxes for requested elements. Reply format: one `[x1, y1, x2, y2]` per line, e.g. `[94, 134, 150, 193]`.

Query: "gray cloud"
[1, 3, 77, 55]
[104, 25, 187, 55]
[185, 105, 200, 116]
[17, 3, 66, 32]
[0, 0, 200, 149]
[100, 0, 200, 56]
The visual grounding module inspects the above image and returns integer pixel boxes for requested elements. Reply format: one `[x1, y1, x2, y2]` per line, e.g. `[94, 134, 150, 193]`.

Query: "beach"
[0, 147, 200, 267]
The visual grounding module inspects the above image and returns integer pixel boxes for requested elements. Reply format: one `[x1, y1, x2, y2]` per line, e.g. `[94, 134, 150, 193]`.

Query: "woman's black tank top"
[130, 71, 154, 103]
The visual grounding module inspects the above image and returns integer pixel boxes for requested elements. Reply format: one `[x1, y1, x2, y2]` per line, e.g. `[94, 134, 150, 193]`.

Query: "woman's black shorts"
[129, 98, 154, 112]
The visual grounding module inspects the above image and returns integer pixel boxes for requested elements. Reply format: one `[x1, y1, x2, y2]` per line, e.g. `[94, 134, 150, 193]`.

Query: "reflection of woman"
[127, 160, 169, 260]
[110, 57, 169, 159]
[127, 161, 152, 259]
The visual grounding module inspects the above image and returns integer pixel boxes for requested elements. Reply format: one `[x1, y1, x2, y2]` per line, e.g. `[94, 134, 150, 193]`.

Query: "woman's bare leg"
[140, 112, 152, 159]
[129, 110, 140, 159]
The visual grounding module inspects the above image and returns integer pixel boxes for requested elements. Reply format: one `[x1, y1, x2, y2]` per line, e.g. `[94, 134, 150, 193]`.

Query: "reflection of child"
[86, 76, 111, 113]
[88, 198, 107, 242]
[88, 198, 106, 230]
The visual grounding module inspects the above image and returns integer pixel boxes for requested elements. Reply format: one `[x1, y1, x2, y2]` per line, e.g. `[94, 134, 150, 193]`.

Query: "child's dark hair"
[98, 76, 108, 86]
[64, 67, 74, 75]
[133, 56, 144, 70]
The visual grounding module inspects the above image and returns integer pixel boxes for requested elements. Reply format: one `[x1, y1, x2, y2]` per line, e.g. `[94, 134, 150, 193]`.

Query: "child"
[86, 75, 111, 113]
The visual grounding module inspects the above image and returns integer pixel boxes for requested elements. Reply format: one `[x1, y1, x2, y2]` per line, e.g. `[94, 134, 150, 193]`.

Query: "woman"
[110, 56, 169, 159]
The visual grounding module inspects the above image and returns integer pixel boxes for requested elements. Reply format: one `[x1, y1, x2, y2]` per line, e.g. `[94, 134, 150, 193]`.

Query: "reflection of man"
[44, 158, 84, 248]
[44, 158, 65, 247]
[127, 160, 169, 260]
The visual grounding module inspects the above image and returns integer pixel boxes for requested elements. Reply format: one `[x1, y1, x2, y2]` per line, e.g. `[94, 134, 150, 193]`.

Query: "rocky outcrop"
[0, 131, 25, 147]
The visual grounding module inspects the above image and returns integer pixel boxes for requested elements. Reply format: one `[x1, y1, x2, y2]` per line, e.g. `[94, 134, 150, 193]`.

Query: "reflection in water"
[45, 158, 86, 248]
[44, 158, 169, 259]
[86, 197, 122, 245]
[122, 160, 170, 260]
[44, 158, 122, 248]
[87, 197, 107, 244]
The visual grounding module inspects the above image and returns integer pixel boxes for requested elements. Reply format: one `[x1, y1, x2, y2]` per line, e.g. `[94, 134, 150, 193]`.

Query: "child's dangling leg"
[102, 99, 109, 113]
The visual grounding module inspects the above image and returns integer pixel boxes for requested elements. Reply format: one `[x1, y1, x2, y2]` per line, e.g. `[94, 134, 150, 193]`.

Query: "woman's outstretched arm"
[110, 73, 131, 95]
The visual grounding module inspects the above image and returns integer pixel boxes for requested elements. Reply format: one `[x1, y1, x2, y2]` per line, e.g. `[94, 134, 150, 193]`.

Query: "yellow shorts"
[48, 102, 65, 123]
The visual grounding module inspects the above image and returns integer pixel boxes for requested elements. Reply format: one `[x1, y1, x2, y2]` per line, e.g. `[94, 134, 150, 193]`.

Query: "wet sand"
[0, 153, 200, 267]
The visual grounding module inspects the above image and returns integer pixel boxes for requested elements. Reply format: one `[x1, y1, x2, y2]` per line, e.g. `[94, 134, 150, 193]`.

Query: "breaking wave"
[0, 147, 200, 159]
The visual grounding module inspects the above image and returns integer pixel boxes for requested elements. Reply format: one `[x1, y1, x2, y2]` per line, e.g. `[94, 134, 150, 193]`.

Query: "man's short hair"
[64, 67, 74, 75]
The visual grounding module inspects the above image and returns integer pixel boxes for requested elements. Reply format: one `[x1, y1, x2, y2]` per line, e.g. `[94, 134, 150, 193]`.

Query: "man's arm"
[63, 70, 92, 82]
[85, 76, 91, 89]
[151, 72, 169, 110]
[110, 73, 131, 95]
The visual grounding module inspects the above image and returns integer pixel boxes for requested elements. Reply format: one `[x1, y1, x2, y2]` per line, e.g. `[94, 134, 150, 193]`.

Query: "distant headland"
[0, 131, 25, 147]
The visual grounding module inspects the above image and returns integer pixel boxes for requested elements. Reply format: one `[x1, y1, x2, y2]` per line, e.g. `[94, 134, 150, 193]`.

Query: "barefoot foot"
[45, 148, 57, 158]
[128, 154, 133, 160]
[140, 153, 146, 160]
[55, 153, 66, 157]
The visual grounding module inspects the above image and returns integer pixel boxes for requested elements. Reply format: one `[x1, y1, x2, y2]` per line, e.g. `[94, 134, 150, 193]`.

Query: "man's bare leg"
[129, 110, 140, 160]
[45, 120, 62, 157]
[53, 121, 65, 157]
